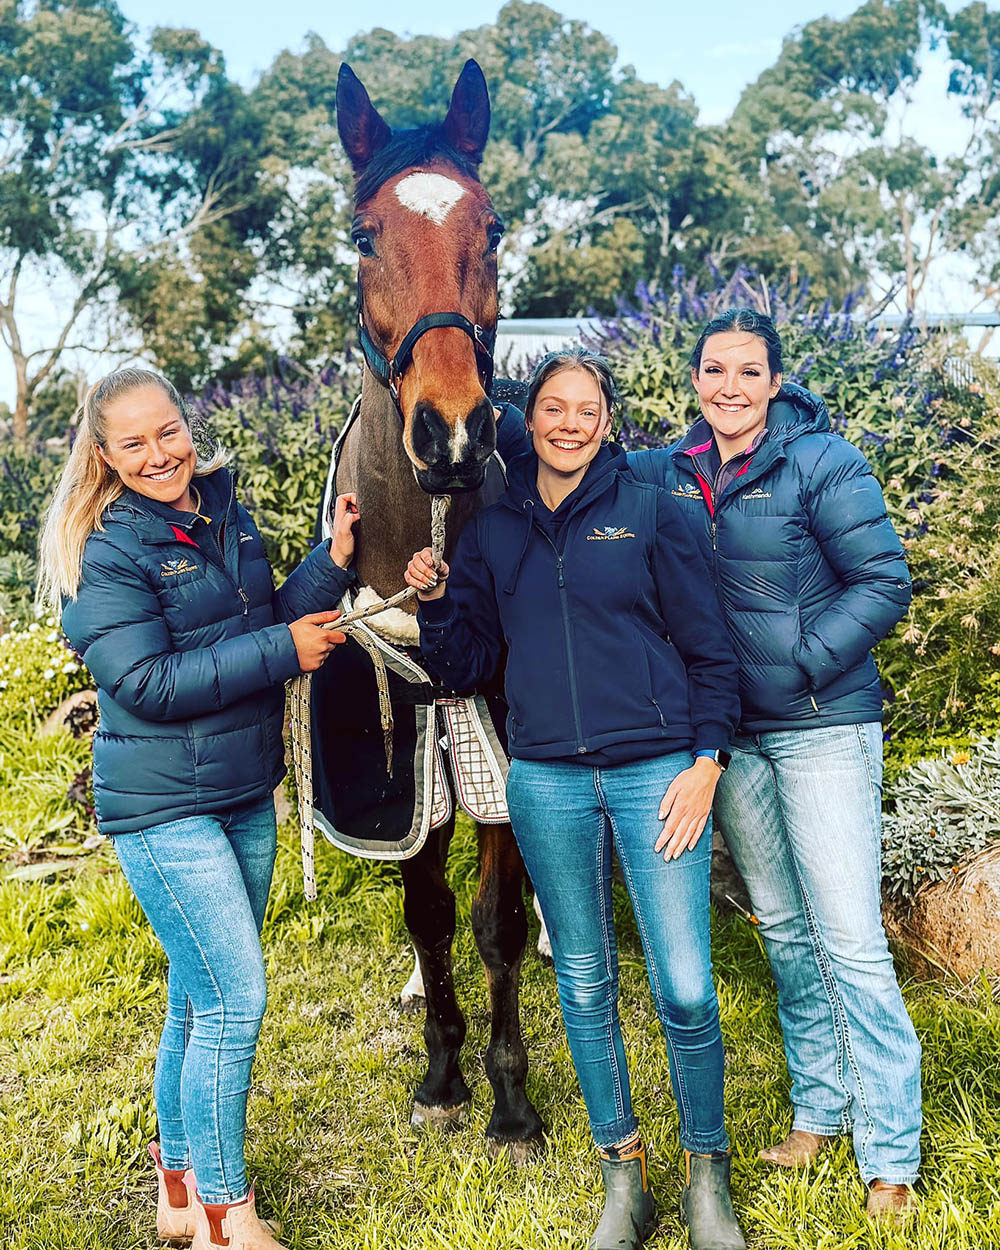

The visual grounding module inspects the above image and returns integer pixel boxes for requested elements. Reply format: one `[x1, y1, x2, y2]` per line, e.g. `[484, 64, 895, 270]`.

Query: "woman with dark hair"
[622, 309, 923, 1220]
[42, 369, 359, 1250]
[407, 348, 746, 1250]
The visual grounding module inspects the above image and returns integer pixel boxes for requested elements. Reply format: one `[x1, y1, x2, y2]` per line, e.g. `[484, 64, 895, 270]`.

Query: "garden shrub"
[0, 618, 92, 727]
[881, 736, 1000, 903]
[590, 267, 966, 529]
[191, 361, 359, 580]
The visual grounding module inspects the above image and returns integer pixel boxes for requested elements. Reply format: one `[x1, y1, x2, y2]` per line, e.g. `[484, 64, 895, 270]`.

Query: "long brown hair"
[37, 369, 229, 609]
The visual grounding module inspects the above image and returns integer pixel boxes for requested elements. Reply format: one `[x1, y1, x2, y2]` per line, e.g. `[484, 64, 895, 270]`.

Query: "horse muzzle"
[410, 397, 496, 494]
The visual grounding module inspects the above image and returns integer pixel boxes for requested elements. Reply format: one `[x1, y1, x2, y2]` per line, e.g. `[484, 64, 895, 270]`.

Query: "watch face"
[717, 749, 732, 772]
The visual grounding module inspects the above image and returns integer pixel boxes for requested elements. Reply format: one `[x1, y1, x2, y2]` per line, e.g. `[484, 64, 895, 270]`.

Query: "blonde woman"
[39, 369, 357, 1250]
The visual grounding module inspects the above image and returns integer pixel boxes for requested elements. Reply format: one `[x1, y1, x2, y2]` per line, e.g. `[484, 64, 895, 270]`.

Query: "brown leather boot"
[866, 1180, 917, 1220]
[758, 1129, 835, 1168]
[186, 1175, 289, 1250]
[149, 1141, 195, 1246]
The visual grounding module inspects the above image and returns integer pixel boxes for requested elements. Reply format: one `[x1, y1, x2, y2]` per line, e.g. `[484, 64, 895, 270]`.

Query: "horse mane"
[354, 125, 481, 205]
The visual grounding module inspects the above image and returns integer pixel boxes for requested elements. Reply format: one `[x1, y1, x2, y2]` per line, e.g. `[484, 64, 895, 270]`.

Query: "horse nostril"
[464, 398, 496, 460]
[411, 402, 449, 464]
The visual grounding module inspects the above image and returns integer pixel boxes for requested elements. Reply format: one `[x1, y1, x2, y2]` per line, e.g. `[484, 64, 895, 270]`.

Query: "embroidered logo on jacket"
[671, 483, 701, 499]
[586, 525, 637, 541]
[741, 487, 772, 501]
[161, 557, 199, 577]
[239, 532, 254, 544]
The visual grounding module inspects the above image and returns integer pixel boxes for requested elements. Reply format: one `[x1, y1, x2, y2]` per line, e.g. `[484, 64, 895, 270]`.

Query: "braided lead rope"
[292, 493, 450, 900]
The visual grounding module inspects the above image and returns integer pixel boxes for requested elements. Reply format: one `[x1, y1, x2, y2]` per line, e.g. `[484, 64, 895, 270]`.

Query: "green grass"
[2, 815, 999, 1250]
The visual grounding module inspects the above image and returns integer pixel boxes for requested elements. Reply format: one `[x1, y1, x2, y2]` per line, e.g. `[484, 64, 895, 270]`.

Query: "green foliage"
[0, 619, 92, 728]
[192, 366, 358, 579]
[877, 358, 1000, 740]
[882, 736, 1000, 902]
[0, 441, 66, 559]
[0, 718, 93, 857]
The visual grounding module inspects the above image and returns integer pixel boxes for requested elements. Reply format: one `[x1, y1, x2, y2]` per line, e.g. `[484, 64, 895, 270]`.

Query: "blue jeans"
[713, 723, 922, 1184]
[507, 753, 728, 1153]
[113, 797, 277, 1204]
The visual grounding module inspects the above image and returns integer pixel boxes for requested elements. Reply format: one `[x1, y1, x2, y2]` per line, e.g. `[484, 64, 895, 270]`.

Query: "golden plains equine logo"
[587, 525, 636, 542]
[671, 482, 701, 500]
[160, 557, 199, 578]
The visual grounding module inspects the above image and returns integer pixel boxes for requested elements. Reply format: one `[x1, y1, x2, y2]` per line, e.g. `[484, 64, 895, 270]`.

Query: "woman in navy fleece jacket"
[405, 350, 744, 1250]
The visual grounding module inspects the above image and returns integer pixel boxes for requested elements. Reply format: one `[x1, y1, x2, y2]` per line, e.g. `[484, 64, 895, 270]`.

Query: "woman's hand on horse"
[653, 757, 722, 861]
[405, 547, 450, 600]
[289, 611, 347, 672]
[331, 493, 360, 568]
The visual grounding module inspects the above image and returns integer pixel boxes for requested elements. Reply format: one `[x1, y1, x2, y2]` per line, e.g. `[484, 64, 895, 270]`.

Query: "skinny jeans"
[112, 796, 276, 1204]
[507, 752, 728, 1152]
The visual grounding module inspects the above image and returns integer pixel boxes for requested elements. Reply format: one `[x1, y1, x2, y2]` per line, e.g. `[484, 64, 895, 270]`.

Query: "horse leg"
[399, 821, 471, 1129]
[471, 822, 545, 1162]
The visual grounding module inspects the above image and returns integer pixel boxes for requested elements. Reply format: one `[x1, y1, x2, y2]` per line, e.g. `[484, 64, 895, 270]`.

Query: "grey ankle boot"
[588, 1134, 658, 1250]
[679, 1151, 746, 1250]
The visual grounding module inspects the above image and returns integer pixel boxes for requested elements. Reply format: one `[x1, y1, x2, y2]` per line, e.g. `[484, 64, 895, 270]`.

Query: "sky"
[0, 0, 982, 407]
[122, 0, 867, 124]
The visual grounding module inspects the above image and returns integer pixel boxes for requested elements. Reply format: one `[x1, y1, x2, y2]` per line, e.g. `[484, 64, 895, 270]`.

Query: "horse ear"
[443, 59, 490, 166]
[336, 62, 392, 175]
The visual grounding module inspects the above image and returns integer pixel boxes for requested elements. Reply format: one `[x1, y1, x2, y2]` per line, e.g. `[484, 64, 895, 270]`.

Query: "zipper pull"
[711, 520, 717, 550]
[556, 557, 565, 588]
[238, 588, 249, 615]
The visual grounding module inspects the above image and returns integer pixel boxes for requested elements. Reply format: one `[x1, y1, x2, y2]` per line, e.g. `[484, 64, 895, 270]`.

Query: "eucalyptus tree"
[0, 1, 266, 438]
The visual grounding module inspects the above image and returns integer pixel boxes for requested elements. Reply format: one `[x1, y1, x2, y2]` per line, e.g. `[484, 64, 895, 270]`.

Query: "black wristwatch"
[694, 749, 731, 773]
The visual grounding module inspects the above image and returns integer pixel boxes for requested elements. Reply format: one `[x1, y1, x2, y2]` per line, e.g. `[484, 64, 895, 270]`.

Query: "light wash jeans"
[112, 797, 277, 1204]
[507, 753, 728, 1153]
[713, 723, 922, 1184]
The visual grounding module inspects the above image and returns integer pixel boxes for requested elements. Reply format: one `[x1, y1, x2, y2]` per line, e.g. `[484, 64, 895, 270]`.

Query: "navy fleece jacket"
[417, 442, 739, 764]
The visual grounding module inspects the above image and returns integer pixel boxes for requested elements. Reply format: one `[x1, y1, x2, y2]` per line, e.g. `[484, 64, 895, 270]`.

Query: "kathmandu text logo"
[161, 558, 199, 578]
[587, 526, 636, 541]
[742, 487, 772, 501]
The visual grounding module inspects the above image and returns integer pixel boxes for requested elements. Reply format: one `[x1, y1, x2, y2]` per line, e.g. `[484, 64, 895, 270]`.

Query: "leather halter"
[357, 275, 496, 412]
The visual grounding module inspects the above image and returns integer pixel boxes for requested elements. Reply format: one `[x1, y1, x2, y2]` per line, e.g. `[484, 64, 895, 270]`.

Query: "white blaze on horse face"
[394, 171, 467, 225]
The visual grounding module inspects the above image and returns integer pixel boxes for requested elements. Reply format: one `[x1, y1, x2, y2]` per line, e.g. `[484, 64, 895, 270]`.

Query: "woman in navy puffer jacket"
[626, 310, 923, 1221]
[42, 369, 356, 1250]
[408, 350, 745, 1250]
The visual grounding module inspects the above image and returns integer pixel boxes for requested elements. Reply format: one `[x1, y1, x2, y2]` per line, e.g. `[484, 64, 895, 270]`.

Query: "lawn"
[2, 812, 998, 1250]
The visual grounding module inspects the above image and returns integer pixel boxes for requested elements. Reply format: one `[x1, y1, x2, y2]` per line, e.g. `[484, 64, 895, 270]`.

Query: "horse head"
[337, 59, 502, 494]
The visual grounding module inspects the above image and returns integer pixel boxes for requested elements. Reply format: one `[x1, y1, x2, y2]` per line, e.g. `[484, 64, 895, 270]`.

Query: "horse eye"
[353, 232, 376, 258]
[486, 223, 504, 253]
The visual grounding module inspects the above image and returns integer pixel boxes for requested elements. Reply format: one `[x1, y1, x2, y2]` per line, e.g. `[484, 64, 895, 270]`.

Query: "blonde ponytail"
[36, 369, 230, 611]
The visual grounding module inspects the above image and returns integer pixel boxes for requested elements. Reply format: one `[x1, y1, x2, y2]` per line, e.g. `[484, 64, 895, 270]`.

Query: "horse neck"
[343, 373, 487, 600]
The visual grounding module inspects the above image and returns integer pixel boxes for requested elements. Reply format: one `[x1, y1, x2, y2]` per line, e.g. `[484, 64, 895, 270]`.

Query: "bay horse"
[322, 58, 544, 1158]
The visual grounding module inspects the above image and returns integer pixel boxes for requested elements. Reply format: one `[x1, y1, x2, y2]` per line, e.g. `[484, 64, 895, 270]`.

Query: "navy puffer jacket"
[61, 467, 353, 834]
[626, 385, 912, 731]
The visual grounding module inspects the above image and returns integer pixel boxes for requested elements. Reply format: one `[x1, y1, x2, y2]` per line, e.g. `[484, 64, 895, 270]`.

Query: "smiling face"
[528, 367, 611, 502]
[691, 331, 782, 457]
[97, 384, 198, 512]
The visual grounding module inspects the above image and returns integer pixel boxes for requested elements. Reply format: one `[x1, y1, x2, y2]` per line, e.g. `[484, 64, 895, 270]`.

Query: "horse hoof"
[399, 992, 425, 1015]
[486, 1135, 545, 1167]
[410, 1101, 469, 1132]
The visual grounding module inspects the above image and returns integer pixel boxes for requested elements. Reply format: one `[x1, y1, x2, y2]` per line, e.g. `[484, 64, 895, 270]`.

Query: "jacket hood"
[673, 382, 830, 460]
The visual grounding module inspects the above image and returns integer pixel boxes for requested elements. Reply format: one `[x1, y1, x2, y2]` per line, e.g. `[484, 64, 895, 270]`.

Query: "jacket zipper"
[535, 526, 586, 753]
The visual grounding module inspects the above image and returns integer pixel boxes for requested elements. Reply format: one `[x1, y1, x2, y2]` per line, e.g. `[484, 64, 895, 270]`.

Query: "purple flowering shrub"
[589, 266, 968, 527]
[191, 359, 359, 579]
